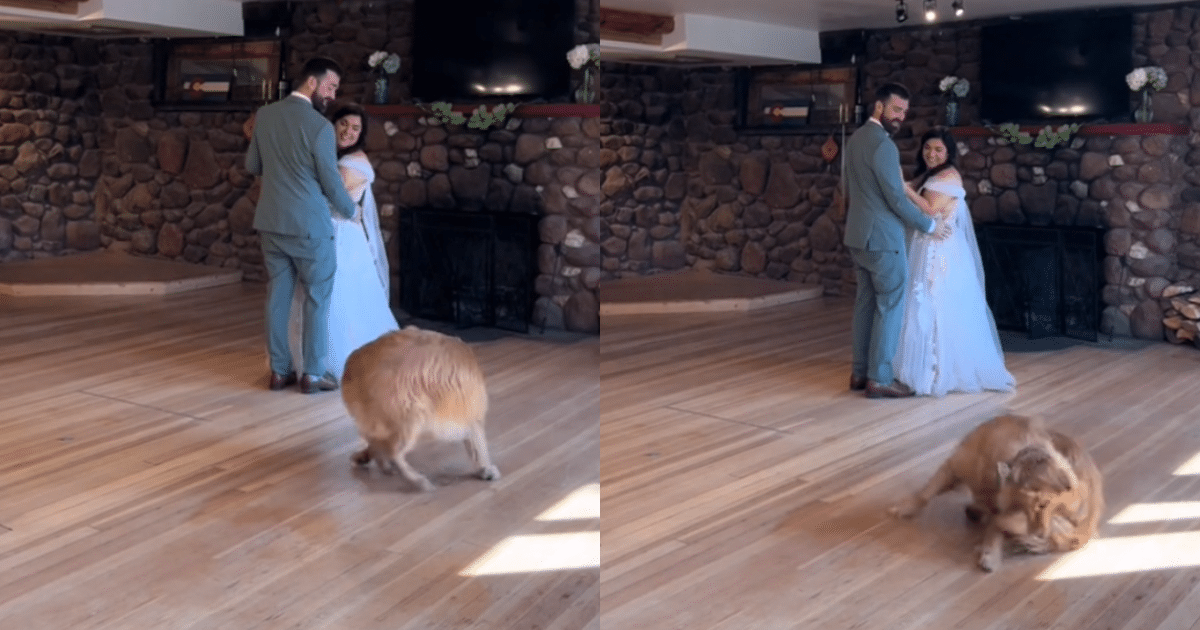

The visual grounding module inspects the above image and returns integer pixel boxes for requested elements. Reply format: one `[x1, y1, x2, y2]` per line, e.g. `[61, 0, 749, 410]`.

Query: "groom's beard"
[881, 115, 902, 135]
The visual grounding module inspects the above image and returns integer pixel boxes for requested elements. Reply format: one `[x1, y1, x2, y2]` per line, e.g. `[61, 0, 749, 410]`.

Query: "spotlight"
[924, 0, 937, 21]
[896, 0, 908, 23]
[952, 0, 964, 16]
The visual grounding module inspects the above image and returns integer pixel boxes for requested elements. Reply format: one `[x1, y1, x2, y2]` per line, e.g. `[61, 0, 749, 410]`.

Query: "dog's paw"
[351, 449, 372, 467]
[479, 466, 501, 482]
[413, 476, 435, 492]
[977, 548, 1001, 573]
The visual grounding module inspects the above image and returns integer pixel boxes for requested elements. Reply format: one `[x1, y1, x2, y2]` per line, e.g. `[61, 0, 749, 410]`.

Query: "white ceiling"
[600, 0, 1198, 65]
[0, 0, 246, 38]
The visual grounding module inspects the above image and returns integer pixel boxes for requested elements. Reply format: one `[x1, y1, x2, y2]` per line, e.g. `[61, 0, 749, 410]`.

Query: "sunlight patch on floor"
[536, 483, 600, 521]
[1037, 531, 1200, 580]
[460, 532, 601, 576]
[461, 482, 600, 576]
[1171, 451, 1200, 475]
[1109, 501, 1200, 524]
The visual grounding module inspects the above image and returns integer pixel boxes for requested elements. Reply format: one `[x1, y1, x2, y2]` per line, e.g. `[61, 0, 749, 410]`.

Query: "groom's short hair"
[297, 57, 343, 86]
[874, 82, 911, 105]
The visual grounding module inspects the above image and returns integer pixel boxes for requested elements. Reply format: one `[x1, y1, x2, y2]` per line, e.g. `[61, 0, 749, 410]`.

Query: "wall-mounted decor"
[156, 38, 282, 109]
[737, 65, 857, 132]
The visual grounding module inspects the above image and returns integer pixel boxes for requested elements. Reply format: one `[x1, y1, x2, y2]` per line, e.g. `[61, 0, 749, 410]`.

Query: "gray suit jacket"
[246, 94, 357, 239]
[842, 120, 935, 252]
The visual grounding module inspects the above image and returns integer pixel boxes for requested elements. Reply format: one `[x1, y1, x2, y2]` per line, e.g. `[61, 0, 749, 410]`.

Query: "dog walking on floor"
[341, 327, 501, 492]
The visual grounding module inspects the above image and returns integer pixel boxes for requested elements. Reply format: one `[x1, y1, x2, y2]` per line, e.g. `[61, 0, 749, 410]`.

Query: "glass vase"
[1133, 88, 1153, 123]
[945, 99, 959, 127]
[373, 75, 389, 105]
[574, 67, 594, 104]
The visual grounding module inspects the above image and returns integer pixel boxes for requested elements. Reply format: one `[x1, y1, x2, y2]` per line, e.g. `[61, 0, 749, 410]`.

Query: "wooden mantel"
[364, 103, 601, 119]
[951, 122, 1189, 137]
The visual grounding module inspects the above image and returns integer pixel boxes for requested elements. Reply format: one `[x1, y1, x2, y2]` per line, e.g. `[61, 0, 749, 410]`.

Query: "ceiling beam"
[599, 7, 674, 45]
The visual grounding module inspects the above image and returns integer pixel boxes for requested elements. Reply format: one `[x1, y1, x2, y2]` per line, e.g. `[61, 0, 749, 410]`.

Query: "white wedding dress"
[894, 179, 1015, 397]
[288, 152, 398, 379]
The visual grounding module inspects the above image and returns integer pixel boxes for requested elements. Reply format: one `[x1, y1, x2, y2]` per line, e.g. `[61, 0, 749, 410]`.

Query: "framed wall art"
[156, 38, 283, 109]
[737, 65, 858, 132]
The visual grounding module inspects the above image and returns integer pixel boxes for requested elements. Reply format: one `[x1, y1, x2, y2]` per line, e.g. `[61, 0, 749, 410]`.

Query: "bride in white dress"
[894, 127, 1015, 397]
[288, 104, 398, 380]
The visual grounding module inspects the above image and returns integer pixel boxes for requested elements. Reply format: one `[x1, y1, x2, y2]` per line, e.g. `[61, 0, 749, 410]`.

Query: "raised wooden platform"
[0, 251, 243, 296]
[599, 270, 824, 315]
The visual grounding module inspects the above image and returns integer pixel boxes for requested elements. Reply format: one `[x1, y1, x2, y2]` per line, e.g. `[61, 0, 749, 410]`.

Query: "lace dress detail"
[893, 179, 1015, 397]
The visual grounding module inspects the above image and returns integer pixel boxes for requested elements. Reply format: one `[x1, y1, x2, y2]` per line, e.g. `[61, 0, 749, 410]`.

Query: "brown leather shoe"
[300, 373, 338, 394]
[269, 372, 297, 391]
[865, 379, 916, 399]
[850, 374, 868, 391]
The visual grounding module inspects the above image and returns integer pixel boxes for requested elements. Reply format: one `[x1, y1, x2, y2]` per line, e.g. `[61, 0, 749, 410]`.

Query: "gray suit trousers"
[260, 231, 336, 378]
[849, 246, 907, 385]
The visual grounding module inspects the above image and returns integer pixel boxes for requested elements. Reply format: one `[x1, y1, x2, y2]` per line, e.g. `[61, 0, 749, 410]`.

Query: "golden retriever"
[889, 414, 1103, 572]
[340, 327, 500, 492]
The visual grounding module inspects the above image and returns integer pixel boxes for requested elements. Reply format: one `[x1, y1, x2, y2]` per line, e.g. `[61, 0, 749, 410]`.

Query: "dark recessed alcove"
[398, 208, 538, 333]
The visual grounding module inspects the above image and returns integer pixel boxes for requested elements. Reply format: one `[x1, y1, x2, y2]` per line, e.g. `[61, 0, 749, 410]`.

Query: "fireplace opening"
[397, 208, 538, 333]
[974, 224, 1104, 342]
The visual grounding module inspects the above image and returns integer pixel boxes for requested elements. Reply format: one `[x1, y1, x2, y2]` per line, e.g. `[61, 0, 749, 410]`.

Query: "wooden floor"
[602, 298, 1200, 630]
[0, 283, 598, 629]
[10, 280, 1200, 629]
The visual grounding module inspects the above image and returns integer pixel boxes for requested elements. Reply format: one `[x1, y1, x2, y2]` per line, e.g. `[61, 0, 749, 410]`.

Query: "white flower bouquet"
[566, 44, 601, 104]
[368, 51, 401, 74]
[566, 43, 600, 70]
[939, 75, 969, 98]
[1126, 66, 1167, 92]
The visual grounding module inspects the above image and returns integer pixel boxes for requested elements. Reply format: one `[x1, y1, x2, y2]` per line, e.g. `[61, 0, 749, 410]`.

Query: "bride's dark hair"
[912, 126, 958, 187]
[330, 103, 368, 157]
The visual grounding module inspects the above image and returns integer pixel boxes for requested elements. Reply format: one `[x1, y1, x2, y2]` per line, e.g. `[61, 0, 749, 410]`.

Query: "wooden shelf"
[364, 103, 600, 119]
[951, 123, 1188, 137]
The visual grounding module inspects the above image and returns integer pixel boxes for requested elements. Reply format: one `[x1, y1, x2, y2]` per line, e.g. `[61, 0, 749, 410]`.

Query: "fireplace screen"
[398, 208, 538, 333]
[975, 224, 1103, 341]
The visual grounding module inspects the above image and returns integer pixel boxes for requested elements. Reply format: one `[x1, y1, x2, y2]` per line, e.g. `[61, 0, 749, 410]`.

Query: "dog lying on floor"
[888, 414, 1103, 572]
[341, 327, 501, 492]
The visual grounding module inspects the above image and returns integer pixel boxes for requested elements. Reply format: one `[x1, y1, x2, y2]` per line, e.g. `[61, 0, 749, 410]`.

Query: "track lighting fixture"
[952, 0, 964, 17]
[896, 0, 908, 23]
[924, 0, 937, 22]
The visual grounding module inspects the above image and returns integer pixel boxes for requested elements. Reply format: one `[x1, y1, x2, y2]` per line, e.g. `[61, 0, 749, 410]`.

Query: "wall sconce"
[923, 0, 937, 22]
[896, 0, 908, 23]
[952, 0, 964, 17]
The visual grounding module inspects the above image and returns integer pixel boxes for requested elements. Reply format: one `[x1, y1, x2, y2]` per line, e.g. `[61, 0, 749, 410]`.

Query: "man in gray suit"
[246, 57, 358, 394]
[843, 83, 949, 398]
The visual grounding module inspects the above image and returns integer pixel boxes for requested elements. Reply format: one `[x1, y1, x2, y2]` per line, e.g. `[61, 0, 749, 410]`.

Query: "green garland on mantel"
[422, 101, 517, 131]
[989, 122, 1082, 149]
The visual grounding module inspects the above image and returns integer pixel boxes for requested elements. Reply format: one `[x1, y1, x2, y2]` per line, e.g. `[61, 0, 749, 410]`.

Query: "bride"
[894, 127, 1015, 397]
[289, 103, 398, 382]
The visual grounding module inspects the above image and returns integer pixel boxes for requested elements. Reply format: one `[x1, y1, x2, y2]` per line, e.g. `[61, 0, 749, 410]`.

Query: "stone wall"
[0, 0, 601, 333]
[599, 66, 854, 294]
[0, 35, 105, 260]
[602, 4, 1200, 339]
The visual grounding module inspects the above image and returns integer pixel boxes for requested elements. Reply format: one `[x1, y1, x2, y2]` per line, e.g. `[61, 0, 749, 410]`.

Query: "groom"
[246, 57, 358, 393]
[843, 83, 949, 399]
